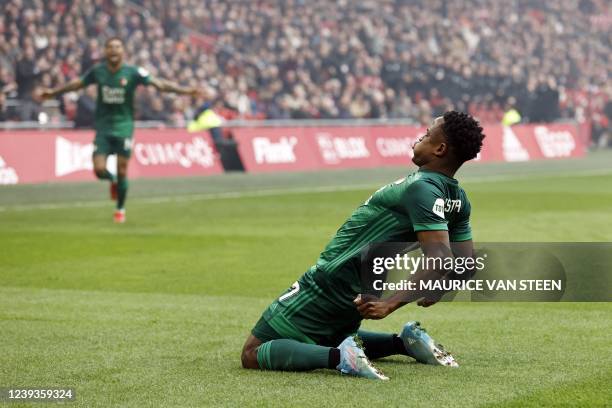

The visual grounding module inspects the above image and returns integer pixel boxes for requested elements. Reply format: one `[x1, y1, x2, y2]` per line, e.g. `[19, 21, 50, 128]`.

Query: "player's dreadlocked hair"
[441, 111, 485, 163]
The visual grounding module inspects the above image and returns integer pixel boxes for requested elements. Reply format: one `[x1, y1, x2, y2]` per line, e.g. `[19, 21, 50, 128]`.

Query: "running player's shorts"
[251, 267, 363, 347]
[93, 134, 133, 158]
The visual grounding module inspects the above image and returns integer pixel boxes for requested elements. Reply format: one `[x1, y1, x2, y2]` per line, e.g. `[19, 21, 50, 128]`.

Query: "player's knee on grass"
[241, 335, 262, 369]
[240, 348, 258, 369]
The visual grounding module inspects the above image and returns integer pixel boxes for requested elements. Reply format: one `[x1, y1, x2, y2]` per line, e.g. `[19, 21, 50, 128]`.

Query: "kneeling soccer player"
[242, 111, 485, 380]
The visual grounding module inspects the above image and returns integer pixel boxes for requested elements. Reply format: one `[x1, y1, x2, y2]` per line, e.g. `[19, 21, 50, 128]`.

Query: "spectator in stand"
[15, 45, 42, 121]
[0, 92, 7, 121]
[602, 92, 612, 148]
[1, 0, 610, 127]
[81, 39, 102, 74]
[169, 98, 187, 127]
[0, 67, 17, 96]
[140, 97, 168, 122]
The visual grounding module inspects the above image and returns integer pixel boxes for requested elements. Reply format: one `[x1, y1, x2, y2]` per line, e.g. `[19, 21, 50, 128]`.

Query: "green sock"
[96, 169, 115, 182]
[256, 339, 332, 371]
[357, 330, 410, 360]
[117, 177, 128, 209]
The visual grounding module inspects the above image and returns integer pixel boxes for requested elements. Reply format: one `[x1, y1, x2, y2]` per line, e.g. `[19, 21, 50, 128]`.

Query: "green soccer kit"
[252, 169, 473, 346]
[80, 63, 152, 157]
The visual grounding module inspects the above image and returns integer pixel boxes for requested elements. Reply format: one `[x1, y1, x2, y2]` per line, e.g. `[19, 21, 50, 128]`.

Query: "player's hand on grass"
[354, 294, 393, 320]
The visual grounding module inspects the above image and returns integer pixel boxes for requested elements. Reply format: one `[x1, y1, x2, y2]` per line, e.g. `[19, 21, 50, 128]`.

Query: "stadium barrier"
[231, 123, 585, 173]
[0, 129, 222, 184]
[0, 122, 585, 184]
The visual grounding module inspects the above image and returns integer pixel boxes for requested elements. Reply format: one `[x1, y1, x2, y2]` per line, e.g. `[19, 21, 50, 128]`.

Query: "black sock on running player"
[117, 176, 128, 209]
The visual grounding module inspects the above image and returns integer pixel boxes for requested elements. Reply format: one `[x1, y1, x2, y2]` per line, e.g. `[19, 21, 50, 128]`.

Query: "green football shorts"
[251, 268, 362, 347]
[93, 134, 133, 158]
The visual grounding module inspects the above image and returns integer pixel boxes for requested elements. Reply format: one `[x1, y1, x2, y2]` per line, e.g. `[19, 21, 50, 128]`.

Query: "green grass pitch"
[1, 152, 611, 407]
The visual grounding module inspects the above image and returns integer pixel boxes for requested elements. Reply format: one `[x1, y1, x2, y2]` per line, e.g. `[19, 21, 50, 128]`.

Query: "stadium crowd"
[0, 0, 610, 139]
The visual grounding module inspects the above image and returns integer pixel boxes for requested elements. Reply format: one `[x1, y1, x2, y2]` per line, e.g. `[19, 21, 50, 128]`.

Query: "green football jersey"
[80, 63, 152, 138]
[309, 169, 472, 293]
[252, 169, 474, 344]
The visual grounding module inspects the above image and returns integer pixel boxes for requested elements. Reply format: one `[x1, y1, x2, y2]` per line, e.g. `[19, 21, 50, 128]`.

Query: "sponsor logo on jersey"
[375, 136, 415, 158]
[0, 155, 18, 185]
[55, 136, 116, 176]
[444, 199, 462, 213]
[432, 198, 445, 218]
[432, 198, 462, 218]
[120, 77, 127, 87]
[134, 137, 215, 168]
[502, 126, 530, 162]
[316, 133, 369, 164]
[101, 85, 126, 104]
[252, 136, 297, 164]
[534, 126, 576, 158]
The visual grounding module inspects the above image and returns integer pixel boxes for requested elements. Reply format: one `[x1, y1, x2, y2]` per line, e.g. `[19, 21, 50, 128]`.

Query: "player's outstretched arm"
[39, 78, 85, 100]
[149, 77, 203, 98]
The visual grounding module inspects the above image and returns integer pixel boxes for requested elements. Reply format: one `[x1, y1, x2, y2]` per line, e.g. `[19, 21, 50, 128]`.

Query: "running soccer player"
[241, 111, 485, 380]
[39, 37, 201, 223]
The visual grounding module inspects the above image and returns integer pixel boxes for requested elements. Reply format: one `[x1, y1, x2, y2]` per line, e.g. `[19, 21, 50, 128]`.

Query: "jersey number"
[278, 281, 300, 302]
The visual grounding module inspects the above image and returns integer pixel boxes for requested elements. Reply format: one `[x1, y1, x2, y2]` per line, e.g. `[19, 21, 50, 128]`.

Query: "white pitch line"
[0, 184, 376, 213]
[1, 168, 611, 213]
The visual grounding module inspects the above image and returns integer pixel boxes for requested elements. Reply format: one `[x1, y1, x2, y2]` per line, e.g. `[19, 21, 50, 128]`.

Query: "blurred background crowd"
[0, 0, 610, 141]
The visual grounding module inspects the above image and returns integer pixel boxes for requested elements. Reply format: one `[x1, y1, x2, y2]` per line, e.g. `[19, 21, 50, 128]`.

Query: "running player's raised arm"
[130, 65, 199, 96]
[148, 75, 202, 98]
[39, 78, 85, 99]
[39, 65, 98, 99]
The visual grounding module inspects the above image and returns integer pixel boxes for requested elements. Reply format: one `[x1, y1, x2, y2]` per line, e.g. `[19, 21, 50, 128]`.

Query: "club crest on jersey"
[120, 78, 127, 87]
